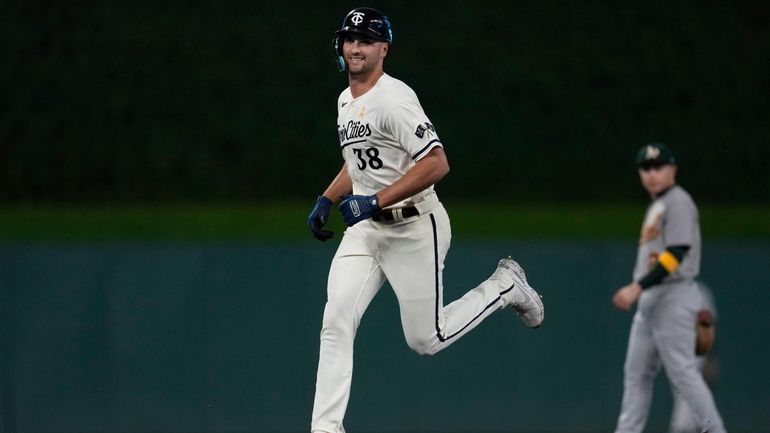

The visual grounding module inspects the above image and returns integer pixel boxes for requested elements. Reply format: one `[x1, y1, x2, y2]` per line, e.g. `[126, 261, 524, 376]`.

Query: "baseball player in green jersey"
[306, 7, 544, 433]
[612, 143, 726, 433]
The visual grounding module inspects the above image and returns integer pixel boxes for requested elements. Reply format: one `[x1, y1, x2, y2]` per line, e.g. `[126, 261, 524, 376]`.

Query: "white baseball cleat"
[496, 256, 544, 328]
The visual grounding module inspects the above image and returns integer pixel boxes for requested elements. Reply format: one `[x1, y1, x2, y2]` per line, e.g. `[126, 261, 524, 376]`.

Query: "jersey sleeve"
[663, 199, 697, 247]
[385, 100, 443, 161]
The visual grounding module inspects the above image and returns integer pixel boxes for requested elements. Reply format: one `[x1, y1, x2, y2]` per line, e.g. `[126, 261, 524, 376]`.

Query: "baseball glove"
[695, 309, 716, 355]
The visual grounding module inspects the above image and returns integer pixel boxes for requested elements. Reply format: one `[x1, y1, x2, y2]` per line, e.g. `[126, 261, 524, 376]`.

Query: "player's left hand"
[308, 195, 335, 241]
[695, 309, 716, 355]
[613, 282, 642, 311]
[339, 194, 380, 226]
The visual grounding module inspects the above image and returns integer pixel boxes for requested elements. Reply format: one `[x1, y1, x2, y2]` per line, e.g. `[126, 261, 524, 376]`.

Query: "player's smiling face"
[342, 34, 388, 75]
[638, 164, 677, 197]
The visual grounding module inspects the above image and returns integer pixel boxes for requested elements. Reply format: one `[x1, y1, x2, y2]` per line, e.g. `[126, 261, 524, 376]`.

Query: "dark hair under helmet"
[332, 7, 393, 72]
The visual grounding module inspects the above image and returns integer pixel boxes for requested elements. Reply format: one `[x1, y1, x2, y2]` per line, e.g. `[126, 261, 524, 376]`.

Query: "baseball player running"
[612, 143, 726, 433]
[306, 7, 544, 433]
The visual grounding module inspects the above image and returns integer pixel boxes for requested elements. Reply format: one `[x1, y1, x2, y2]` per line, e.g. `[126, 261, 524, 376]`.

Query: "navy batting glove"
[307, 195, 334, 241]
[339, 194, 380, 226]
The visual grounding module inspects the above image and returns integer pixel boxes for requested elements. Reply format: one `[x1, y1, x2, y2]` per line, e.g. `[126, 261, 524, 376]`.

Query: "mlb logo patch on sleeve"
[414, 122, 435, 139]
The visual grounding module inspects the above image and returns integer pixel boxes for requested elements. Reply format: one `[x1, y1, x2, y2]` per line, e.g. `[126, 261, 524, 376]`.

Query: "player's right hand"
[308, 195, 335, 241]
[612, 282, 642, 311]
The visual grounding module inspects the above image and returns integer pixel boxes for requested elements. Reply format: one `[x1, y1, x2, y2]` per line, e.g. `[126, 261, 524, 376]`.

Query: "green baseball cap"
[635, 142, 676, 168]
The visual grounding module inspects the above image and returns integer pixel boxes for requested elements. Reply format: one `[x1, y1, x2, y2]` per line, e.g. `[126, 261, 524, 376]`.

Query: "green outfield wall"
[2, 241, 768, 433]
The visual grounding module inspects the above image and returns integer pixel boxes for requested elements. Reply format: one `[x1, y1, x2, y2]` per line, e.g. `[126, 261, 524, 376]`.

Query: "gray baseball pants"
[614, 281, 725, 433]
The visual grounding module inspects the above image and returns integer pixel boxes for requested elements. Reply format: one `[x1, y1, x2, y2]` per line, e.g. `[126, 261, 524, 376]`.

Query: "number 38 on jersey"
[352, 147, 383, 170]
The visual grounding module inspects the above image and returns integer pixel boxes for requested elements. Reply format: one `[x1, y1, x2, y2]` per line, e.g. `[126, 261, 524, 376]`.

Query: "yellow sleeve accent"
[658, 250, 680, 273]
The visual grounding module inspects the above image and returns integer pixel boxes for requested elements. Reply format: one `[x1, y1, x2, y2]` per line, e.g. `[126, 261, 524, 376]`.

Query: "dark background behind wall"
[2, 0, 768, 203]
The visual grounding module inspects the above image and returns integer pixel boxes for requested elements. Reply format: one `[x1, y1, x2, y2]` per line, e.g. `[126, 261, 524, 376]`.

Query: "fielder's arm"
[637, 245, 690, 289]
[613, 245, 690, 311]
[375, 147, 449, 208]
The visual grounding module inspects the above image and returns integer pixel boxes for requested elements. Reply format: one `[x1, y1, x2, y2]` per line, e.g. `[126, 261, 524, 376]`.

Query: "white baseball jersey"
[336, 73, 442, 208]
[313, 74, 529, 433]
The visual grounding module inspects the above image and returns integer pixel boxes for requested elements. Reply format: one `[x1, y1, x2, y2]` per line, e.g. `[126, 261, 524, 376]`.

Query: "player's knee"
[668, 367, 703, 389]
[409, 342, 436, 356]
[623, 364, 656, 385]
[406, 335, 439, 356]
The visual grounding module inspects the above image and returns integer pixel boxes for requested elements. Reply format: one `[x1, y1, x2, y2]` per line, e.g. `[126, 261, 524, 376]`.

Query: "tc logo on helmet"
[351, 12, 365, 25]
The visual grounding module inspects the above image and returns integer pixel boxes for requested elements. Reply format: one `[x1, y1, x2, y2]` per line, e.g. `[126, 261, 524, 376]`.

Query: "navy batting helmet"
[332, 7, 393, 72]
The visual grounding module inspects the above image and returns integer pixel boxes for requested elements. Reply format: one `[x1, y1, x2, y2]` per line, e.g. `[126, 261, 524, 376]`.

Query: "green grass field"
[1, 202, 768, 242]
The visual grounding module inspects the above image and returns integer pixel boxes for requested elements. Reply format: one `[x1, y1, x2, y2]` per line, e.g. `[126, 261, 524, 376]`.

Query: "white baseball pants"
[311, 199, 509, 433]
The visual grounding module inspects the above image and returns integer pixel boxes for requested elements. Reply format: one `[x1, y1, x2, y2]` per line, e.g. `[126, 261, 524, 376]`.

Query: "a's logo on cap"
[351, 12, 365, 25]
[645, 145, 660, 160]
